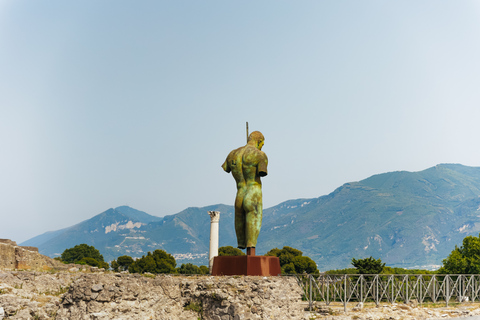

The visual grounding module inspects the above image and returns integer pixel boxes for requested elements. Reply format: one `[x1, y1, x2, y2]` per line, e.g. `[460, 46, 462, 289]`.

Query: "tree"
[177, 263, 204, 274]
[218, 246, 245, 256]
[266, 246, 319, 274]
[199, 265, 210, 274]
[76, 257, 109, 269]
[129, 254, 156, 274]
[60, 244, 106, 267]
[438, 234, 480, 274]
[142, 255, 157, 273]
[282, 263, 296, 274]
[117, 255, 134, 270]
[266, 248, 281, 257]
[293, 256, 318, 274]
[128, 257, 142, 273]
[111, 255, 135, 272]
[351, 257, 385, 274]
[111, 260, 120, 272]
[152, 249, 176, 273]
[129, 249, 177, 274]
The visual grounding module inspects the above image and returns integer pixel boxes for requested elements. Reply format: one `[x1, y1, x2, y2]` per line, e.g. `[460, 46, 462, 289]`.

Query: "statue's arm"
[257, 153, 268, 177]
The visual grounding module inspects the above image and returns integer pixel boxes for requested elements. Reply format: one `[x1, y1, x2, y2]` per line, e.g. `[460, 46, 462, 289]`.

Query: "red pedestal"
[211, 255, 281, 276]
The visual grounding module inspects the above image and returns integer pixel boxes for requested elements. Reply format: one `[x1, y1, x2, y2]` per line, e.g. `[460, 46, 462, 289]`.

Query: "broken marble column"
[208, 211, 220, 272]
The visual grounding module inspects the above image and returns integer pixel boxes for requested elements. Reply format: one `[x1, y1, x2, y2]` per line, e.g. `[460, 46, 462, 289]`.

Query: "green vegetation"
[184, 301, 203, 319]
[61, 244, 104, 263]
[110, 260, 119, 271]
[438, 233, 480, 274]
[111, 255, 134, 272]
[324, 257, 435, 275]
[38, 286, 69, 296]
[112, 252, 209, 275]
[266, 246, 319, 274]
[129, 249, 177, 274]
[382, 266, 434, 274]
[351, 256, 385, 274]
[177, 263, 209, 274]
[76, 257, 109, 269]
[59, 244, 109, 269]
[218, 246, 245, 256]
[325, 268, 358, 274]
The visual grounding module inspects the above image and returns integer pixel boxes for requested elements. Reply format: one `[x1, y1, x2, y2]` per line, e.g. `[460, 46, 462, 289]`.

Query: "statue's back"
[223, 146, 246, 186]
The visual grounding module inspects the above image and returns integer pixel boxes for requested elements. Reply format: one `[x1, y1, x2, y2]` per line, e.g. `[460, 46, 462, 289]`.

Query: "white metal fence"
[295, 274, 480, 312]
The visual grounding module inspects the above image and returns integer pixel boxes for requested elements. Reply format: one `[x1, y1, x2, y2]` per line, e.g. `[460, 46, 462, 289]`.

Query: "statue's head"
[248, 131, 265, 150]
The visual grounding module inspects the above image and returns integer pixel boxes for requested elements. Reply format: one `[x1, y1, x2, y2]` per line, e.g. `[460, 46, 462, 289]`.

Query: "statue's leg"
[243, 186, 262, 248]
[235, 190, 246, 249]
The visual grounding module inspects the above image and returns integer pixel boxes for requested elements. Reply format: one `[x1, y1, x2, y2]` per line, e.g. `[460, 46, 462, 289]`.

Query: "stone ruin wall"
[0, 271, 305, 320]
[0, 240, 306, 319]
[58, 273, 305, 320]
[0, 239, 64, 271]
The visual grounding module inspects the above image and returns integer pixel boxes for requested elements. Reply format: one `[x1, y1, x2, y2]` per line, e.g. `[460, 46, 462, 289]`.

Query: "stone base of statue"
[211, 255, 281, 276]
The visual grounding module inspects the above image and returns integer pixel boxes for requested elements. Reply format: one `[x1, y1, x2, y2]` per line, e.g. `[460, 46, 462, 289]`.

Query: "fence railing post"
[446, 275, 450, 307]
[391, 275, 394, 303]
[360, 275, 363, 303]
[309, 275, 313, 312]
[405, 275, 409, 304]
[326, 275, 329, 305]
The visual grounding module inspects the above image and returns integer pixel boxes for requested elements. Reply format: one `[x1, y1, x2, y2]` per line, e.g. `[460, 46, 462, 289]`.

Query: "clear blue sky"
[1, 1, 480, 243]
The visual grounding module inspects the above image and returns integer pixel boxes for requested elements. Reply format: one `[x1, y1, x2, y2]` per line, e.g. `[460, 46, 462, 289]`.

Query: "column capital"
[208, 211, 220, 223]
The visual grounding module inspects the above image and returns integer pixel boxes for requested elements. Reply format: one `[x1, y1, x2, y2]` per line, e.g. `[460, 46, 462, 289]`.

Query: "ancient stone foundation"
[0, 271, 304, 320]
[0, 239, 64, 271]
[57, 273, 304, 320]
[4, 270, 480, 320]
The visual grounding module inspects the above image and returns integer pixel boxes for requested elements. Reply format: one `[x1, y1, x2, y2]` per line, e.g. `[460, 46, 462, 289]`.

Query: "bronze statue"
[222, 131, 268, 255]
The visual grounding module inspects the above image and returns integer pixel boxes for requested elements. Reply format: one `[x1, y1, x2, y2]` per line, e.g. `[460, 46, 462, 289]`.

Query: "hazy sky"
[2, 1, 480, 243]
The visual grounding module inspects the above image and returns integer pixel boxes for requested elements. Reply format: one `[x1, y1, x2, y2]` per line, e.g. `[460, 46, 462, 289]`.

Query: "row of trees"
[326, 257, 437, 275]
[111, 250, 210, 275]
[57, 244, 319, 275]
[58, 244, 210, 274]
[59, 232, 480, 275]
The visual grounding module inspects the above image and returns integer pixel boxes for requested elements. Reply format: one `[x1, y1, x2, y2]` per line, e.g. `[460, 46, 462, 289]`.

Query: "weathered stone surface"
[3, 270, 480, 320]
[0, 270, 304, 319]
[0, 239, 17, 246]
[58, 273, 305, 319]
[0, 239, 65, 271]
[308, 302, 480, 320]
[0, 270, 76, 319]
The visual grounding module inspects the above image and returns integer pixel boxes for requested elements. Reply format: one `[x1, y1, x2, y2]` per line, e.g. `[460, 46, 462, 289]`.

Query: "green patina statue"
[222, 131, 268, 255]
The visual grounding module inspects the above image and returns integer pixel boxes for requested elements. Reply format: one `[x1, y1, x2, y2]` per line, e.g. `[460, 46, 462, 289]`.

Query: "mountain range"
[22, 164, 480, 270]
